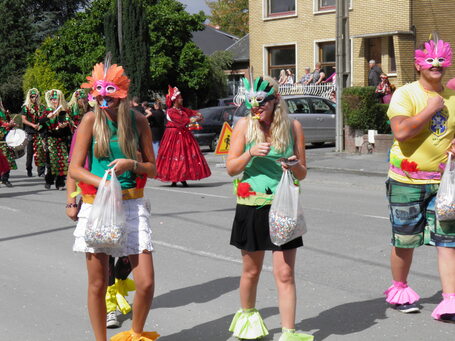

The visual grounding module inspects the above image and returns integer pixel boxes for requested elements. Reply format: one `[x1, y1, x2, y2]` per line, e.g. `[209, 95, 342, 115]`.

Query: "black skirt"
[230, 204, 303, 252]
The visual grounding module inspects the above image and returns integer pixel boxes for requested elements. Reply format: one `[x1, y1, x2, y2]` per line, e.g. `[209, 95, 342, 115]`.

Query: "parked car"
[217, 97, 235, 106]
[192, 106, 237, 151]
[233, 95, 336, 146]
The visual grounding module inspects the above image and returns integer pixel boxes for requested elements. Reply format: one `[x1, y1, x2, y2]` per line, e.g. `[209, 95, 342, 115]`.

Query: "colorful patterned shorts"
[386, 178, 455, 248]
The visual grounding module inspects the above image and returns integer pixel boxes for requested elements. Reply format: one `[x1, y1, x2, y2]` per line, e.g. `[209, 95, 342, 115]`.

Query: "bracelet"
[248, 149, 253, 157]
[132, 160, 138, 171]
[66, 203, 78, 208]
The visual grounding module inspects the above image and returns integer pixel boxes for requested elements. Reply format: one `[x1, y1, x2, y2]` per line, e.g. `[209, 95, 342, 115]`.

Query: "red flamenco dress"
[156, 107, 211, 182]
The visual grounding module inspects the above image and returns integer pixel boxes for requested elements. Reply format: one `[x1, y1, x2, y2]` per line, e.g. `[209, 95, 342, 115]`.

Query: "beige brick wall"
[413, 0, 455, 83]
[249, 0, 455, 87]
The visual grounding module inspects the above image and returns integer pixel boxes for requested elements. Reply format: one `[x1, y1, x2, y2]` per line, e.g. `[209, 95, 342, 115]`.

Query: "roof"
[192, 25, 239, 56]
[226, 34, 249, 62]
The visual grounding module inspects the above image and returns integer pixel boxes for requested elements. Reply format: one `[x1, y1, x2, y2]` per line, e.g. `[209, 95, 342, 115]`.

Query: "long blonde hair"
[92, 99, 137, 160]
[23, 88, 41, 109]
[45, 89, 69, 111]
[246, 76, 291, 153]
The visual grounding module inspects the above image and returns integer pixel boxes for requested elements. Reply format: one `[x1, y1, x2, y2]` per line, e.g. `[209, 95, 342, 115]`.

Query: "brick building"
[249, 0, 455, 87]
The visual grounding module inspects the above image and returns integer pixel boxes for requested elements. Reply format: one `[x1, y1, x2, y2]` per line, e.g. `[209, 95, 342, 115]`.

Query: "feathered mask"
[242, 77, 275, 110]
[166, 85, 181, 108]
[81, 60, 130, 100]
[415, 39, 452, 69]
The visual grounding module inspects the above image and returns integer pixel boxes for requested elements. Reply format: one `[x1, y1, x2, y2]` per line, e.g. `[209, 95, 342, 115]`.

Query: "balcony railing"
[234, 83, 336, 106]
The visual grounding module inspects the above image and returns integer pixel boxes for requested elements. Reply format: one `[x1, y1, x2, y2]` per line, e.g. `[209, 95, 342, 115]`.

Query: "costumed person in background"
[226, 76, 312, 341]
[375, 73, 393, 104]
[68, 88, 89, 128]
[21, 88, 46, 177]
[155, 86, 211, 187]
[40, 89, 71, 190]
[0, 102, 16, 187]
[385, 34, 455, 322]
[69, 57, 158, 341]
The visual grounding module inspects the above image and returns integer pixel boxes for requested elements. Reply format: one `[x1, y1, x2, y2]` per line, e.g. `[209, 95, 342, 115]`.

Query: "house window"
[318, 42, 336, 78]
[268, 45, 296, 80]
[389, 36, 396, 73]
[319, 0, 335, 10]
[267, 0, 296, 17]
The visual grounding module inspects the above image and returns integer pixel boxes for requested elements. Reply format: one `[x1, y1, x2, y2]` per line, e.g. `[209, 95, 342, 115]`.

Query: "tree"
[105, 0, 151, 99]
[200, 50, 233, 106]
[23, 0, 110, 97]
[206, 0, 248, 37]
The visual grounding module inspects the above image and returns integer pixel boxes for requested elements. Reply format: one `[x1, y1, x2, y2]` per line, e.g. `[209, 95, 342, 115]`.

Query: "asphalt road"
[0, 147, 452, 340]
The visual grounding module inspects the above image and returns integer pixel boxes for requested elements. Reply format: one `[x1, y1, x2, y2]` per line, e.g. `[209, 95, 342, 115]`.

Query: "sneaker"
[393, 302, 420, 313]
[440, 313, 455, 323]
[106, 311, 120, 328]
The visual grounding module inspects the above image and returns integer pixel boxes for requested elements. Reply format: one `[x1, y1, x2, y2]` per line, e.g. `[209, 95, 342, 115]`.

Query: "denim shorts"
[386, 178, 455, 248]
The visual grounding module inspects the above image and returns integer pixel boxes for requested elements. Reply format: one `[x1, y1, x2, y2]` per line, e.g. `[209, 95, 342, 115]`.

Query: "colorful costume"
[0, 109, 17, 184]
[21, 88, 46, 176]
[384, 37, 455, 321]
[40, 89, 71, 189]
[229, 77, 312, 341]
[155, 86, 211, 183]
[68, 89, 89, 128]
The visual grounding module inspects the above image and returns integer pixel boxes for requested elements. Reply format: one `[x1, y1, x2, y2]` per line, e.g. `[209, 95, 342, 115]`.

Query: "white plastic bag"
[269, 169, 307, 246]
[85, 169, 126, 248]
[436, 153, 455, 221]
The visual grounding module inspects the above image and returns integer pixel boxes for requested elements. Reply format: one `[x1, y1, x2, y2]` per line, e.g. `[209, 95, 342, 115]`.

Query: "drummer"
[40, 89, 72, 190]
[21, 88, 46, 177]
[0, 102, 17, 187]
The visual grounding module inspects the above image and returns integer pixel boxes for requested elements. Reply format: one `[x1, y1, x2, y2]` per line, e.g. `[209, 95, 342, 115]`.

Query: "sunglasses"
[30, 95, 37, 98]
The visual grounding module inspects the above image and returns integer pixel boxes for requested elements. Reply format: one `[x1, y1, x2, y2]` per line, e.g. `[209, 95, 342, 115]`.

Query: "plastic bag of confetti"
[436, 153, 455, 221]
[85, 169, 126, 248]
[269, 169, 306, 246]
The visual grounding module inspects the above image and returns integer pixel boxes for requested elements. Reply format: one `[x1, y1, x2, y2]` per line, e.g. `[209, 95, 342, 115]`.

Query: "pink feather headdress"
[415, 39, 452, 69]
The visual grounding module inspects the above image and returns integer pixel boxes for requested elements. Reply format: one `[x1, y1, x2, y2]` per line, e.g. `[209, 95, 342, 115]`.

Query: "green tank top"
[242, 132, 294, 194]
[90, 112, 138, 189]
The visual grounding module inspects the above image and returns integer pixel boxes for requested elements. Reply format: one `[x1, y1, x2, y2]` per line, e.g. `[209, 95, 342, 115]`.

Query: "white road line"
[153, 240, 273, 272]
[146, 186, 231, 199]
[0, 206, 19, 212]
[305, 206, 389, 220]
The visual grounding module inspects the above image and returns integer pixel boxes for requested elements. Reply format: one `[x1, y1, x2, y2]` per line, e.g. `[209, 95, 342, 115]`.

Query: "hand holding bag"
[436, 153, 455, 221]
[269, 169, 307, 246]
[85, 169, 126, 248]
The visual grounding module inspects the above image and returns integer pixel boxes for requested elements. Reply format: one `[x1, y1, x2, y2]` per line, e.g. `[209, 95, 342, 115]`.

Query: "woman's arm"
[68, 112, 103, 187]
[283, 120, 307, 180]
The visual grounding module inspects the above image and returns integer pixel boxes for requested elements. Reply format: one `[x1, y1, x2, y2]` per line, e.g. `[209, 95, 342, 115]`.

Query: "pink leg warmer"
[384, 281, 420, 304]
[432, 293, 455, 320]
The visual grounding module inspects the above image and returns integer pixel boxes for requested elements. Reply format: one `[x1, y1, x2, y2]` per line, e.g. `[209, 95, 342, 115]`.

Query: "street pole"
[335, 0, 350, 152]
[117, 0, 123, 57]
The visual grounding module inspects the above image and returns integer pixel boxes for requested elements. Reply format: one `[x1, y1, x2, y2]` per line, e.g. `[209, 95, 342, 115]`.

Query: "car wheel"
[210, 135, 219, 151]
[311, 142, 325, 147]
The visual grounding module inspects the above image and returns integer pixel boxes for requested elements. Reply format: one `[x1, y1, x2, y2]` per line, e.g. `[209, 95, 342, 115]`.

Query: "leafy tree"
[206, 0, 248, 37]
[23, 0, 110, 97]
[199, 50, 233, 106]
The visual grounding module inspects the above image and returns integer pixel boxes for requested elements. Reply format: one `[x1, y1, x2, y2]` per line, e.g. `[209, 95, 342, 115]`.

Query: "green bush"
[342, 86, 391, 134]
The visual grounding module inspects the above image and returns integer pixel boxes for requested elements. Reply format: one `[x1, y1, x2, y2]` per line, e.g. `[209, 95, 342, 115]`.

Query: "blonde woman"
[69, 60, 158, 341]
[226, 76, 312, 341]
[278, 69, 287, 85]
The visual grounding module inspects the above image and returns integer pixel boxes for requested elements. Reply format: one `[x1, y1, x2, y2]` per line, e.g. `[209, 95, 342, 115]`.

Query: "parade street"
[0, 147, 453, 341]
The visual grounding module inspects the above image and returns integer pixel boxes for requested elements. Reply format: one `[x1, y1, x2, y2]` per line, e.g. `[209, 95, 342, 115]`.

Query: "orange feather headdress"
[81, 59, 130, 99]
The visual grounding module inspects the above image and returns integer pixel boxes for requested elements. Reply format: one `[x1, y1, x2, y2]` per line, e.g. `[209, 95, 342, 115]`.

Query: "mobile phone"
[276, 158, 299, 166]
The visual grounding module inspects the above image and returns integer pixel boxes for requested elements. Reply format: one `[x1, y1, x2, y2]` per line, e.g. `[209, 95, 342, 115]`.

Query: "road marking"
[147, 186, 231, 199]
[0, 205, 19, 212]
[153, 240, 273, 272]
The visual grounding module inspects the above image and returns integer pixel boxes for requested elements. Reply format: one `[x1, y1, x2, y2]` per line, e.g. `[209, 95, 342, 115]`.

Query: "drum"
[5, 129, 27, 159]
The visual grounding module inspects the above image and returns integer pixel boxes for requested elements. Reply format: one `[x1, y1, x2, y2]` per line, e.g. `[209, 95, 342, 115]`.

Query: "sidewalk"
[306, 149, 389, 176]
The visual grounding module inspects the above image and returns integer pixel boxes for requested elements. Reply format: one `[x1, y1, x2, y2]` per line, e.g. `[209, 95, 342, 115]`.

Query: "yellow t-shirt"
[387, 81, 455, 184]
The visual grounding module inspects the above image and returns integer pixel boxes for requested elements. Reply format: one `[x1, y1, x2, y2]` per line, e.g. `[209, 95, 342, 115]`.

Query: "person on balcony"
[299, 67, 312, 85]
[278, 69, 287, 85]
[308, 62, 325, 85]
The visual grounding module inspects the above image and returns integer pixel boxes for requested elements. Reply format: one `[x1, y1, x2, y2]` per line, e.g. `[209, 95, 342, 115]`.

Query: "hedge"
[341, 86, 391, 134]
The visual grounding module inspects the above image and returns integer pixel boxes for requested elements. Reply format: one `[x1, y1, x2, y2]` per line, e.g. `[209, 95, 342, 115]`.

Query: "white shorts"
[73, 198, 154, 257]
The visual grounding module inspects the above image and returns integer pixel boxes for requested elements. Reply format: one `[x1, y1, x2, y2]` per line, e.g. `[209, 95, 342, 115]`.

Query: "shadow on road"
[157, 306, 279, 341]
[153, 276, 240, 309]
[293, 297, 387, 340]
[0, 225, 74, 242]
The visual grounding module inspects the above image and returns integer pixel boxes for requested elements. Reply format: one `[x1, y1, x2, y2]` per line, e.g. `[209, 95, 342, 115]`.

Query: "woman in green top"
[69, 60, 158, 341]
[226, 76, 312, 341]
